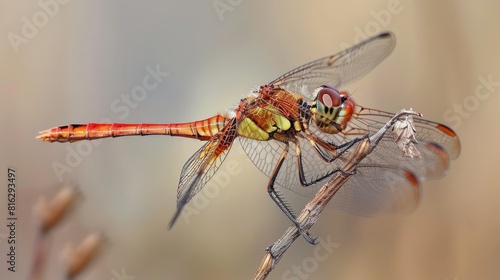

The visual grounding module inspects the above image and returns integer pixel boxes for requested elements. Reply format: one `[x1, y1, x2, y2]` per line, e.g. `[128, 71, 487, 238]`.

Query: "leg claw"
[341, 169, 356, 176]
[294, 222, 319, 245]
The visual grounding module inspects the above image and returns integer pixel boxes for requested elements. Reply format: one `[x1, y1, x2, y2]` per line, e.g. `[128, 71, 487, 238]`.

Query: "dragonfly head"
[311, 85, 355, 134]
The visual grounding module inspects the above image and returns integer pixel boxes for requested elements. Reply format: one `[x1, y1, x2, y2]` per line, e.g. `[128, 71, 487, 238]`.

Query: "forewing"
[327, 109, 459, 215]
[269, 32, 395, 93]
[345, 106, 461, 180]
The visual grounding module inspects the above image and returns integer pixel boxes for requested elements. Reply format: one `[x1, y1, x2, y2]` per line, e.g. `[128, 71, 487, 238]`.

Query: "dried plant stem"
[252, 109, 421, 280]
[29, 230, 50, 280]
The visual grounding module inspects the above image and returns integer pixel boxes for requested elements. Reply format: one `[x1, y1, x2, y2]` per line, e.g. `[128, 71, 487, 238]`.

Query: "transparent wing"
[346, 106, 461, 178]
[238, 32, 459, 215]
[169, 118, 237, 228]
[318, 107, 459, 215]
[239, 135, 423, 215]
[239, 106, 460, 215]
[239, 135, 349, 195]
[311, 124, 454, 216]
[269, 32, 395, 93]
[330, 164, 421, 215]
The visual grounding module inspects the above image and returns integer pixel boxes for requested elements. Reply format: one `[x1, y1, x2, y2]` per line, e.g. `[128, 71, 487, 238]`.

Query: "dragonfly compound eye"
[317, 87, 341, 108]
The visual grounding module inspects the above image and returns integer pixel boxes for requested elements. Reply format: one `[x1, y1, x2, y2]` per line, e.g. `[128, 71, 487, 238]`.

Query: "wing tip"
[435, 124, 462, 160]
[378, 31, 394, 38]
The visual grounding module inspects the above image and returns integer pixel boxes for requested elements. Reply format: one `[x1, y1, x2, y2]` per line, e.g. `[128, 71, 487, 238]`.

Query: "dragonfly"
[38, 32, 461, 243]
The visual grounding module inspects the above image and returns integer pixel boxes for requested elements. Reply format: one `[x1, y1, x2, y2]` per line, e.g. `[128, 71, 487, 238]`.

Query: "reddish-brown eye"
[317, 87, 341, 107]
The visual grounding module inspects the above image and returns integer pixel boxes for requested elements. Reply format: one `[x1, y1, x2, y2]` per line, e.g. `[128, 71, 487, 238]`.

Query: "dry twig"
[29, 186, 104, 280]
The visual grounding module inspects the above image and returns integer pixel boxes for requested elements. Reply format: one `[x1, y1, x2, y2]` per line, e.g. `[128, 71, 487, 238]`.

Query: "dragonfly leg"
[291, 138, 347, 187]
[304, 131, 367, 163]
[267, 141, 318, 245]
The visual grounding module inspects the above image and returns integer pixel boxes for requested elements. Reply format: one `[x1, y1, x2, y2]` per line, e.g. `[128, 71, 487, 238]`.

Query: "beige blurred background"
[1, 0, 499, 279]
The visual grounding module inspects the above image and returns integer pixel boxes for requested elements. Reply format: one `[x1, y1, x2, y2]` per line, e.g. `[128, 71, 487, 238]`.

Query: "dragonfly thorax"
[311, 86, 355, 134]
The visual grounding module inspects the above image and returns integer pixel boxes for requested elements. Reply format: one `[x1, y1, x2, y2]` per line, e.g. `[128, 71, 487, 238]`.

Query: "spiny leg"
[304, 130, 367, 163]
[266, 141, 318, 245]
[292, 137, 354, 188]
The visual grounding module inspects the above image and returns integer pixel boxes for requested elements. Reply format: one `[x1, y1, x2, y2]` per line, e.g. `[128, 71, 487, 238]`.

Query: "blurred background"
[1, 0, 499, 279]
